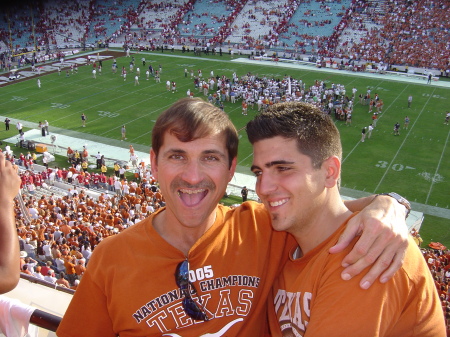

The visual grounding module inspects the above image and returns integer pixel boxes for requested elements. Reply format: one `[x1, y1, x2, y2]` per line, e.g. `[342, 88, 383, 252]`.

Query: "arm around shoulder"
[331, 193, 409, 289]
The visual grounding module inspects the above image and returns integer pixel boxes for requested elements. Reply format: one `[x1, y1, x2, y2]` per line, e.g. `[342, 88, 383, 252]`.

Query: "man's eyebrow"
[164, 148, 186, 154]
[203, 149, 227, 158]
[250, 164, 260, 172]
[165, 148, 186, 152]
[251, 160, 295, 171]
[163, 148, 226, 158]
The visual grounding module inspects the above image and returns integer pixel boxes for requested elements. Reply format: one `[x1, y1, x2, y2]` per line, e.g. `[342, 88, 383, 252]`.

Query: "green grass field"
[1, 49, 449, 246]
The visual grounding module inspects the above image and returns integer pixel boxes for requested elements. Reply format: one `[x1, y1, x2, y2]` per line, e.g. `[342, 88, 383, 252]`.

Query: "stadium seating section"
[0, 0, 448, 69]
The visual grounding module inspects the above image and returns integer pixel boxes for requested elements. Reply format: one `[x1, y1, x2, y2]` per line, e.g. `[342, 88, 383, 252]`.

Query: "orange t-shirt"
[57, 202, 293, 337]
[268, 220, 445, 336]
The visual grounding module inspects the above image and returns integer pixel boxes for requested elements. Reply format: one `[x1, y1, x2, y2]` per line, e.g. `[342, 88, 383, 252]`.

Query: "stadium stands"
[39, 0, 91, 48]
[133, 1, 182, 34]
[87, 0, 140, 45]
[1, 0, 449, 72]
[0, 3, 40, 50]
[278, 0, 351, 53]
[1, 2, 448, 333]
[226, 0, 290, 48]
[17, 159, 163, 291]
[178, 0, 233, 38]
[336, 0, 450, 69]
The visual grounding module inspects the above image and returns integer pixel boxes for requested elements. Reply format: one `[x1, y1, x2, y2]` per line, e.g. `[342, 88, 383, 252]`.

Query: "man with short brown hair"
[58, 98, 409, 337]
[246, 101, 445, 336]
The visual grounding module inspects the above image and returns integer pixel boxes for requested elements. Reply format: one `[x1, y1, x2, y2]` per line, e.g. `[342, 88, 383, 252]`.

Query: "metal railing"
[30, 309, 61, 332]
[17, 274, 69, 332]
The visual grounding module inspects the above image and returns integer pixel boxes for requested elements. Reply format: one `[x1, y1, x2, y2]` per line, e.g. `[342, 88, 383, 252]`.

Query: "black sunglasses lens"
[176, 260, 189, 287]
[183, 298, 209, 321]
[175, 260, 209, 321]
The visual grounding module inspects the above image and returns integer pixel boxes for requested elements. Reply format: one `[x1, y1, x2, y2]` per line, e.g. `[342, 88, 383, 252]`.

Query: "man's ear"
[150, 148, 158, 180]
[323, 156, 341, 188]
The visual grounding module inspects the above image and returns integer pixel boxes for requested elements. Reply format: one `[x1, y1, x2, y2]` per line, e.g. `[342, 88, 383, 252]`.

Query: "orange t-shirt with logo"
[57, 202, 293, 337]
[268, 218, 445, 336]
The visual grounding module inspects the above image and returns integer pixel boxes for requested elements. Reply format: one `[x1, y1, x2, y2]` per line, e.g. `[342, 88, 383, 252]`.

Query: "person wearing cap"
[42, 240, 53, 261]
[96, 152, 102, 169]
[122, 181, 130, 195]
[26, 224, 38, 246]
[74, 259, 86, 280]
[40, 261, 54, 277]
[44, 270, 57, 284]
[53, 227, 63, 243]
[77, 202, 88, 214]
[33, 266, 44, 280]
[19, 251, 27, 272]
[24, 237, 37, 259]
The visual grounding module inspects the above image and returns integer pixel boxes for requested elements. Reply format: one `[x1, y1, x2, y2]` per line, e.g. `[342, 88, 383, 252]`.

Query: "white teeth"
[269, 199, 288, 207]
[179, 189, 205, 194]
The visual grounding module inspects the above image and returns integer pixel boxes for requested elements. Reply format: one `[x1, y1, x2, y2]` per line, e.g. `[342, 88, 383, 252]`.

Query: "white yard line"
[342, 83, 409, 164]
[425, 128, 450, 204]
[373, 89, 436, 193]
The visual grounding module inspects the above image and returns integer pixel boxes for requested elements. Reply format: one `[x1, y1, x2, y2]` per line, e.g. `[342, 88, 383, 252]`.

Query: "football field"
[1, 49, 449, 244]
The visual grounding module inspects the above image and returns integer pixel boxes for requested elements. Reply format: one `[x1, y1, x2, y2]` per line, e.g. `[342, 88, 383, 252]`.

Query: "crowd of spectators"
[294, 1, 349, 55]
[0, 3, 40, 49]
[15, 148, 450, 330]
[17, 154, 165, 289]
[96, 0, 140, 43]
[209, 0, 245, 45]
[119, 0, 195, 50]
[175, 0, 234, 37]
[0, 0, 139, 51]
[270, 0, 301, 47]
[135, 0, 182, 33]
[378, 0, 447, 70]
[12, 66, 361, 290]
[137, 0, 183, 30]
[2, 0, 448, 72]
[35, 0, 91, 47]
[336, 0, 449, 70]
[411, 229, 450, 331]
[224, 0, 289, 50]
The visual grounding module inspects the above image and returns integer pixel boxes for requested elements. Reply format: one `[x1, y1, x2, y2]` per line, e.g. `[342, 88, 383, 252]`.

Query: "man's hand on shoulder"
[330, 194, 409, 289]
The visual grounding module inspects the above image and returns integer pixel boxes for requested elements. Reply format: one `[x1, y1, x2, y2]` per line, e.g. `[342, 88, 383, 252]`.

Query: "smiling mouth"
[269, 198, 289, 207]
[178, 188, 208, 206]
